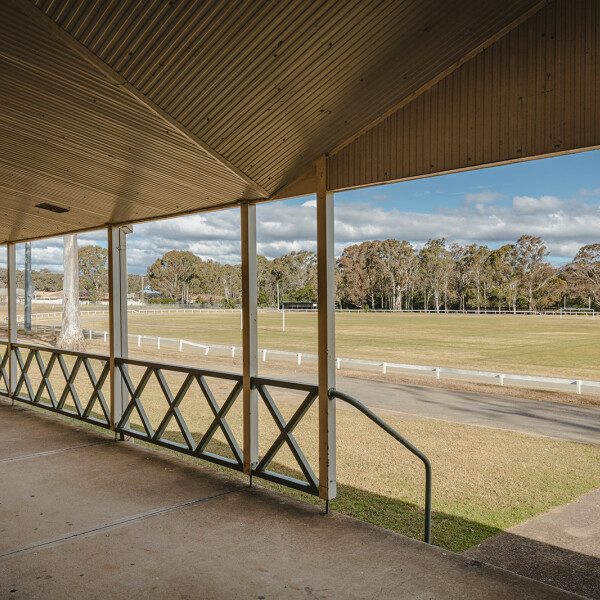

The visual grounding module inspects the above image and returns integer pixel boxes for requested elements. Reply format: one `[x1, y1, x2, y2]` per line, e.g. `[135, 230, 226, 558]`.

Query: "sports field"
[33, 309, 600, 381]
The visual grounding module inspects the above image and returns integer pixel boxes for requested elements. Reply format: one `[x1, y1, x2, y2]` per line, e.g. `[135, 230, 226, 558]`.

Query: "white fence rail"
[8, 320, 599, 396]
[24, 307, 597, 320]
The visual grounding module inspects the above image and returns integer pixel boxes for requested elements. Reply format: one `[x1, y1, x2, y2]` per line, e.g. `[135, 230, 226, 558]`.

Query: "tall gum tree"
[56, 234, 86, 352]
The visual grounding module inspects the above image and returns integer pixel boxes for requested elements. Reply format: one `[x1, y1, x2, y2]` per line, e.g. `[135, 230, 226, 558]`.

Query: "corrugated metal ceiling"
[1, 0, 543, 243]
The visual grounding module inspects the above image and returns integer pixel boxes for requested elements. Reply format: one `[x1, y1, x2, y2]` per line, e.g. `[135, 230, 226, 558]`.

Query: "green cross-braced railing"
[329, 387, 432, 544]
[114, 357, 245, 471]
[8, 342, 111, 428]
[251, 377, 319, 495]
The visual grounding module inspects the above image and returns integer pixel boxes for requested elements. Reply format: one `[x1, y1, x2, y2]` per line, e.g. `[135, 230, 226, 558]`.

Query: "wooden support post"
[316, 157, 336, 500]
[241, 202, 258, 475]
[7, 244, 17, 402]
[108, 226, 130, 432]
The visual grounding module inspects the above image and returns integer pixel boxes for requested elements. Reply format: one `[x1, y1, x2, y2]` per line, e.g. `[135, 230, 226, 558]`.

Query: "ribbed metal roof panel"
[329, 0, 600, 190]
[0, 0, 260, 243]
[33, 0, 542, 195]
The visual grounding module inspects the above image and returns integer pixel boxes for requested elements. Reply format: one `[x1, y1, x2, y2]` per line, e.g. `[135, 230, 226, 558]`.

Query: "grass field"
[33, 309, 600, 381]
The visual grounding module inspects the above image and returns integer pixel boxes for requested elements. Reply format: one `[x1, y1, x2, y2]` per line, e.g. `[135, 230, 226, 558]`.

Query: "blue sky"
[4, 149, 600, 274]
[338, 150, 600, 213]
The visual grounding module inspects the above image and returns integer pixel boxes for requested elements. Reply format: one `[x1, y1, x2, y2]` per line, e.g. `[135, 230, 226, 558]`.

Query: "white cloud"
[462, 191, 503, 206]
[580, 187, 600, 197]
[512, 195, 562, 214]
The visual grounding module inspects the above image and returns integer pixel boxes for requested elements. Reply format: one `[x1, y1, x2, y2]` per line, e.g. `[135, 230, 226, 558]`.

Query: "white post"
[205, 346, 210, 355]
[138, 334, 141, 347]
[316, 156, 336, 501]
[499, 373, 504, 386]
[262, 349, 267, 362]
[231, 346, 235, 358]
[336, 357, 340, 370]
[104, 331, 107, 342]
[576, 380, 582, 394]
[241, 202, 258, 476]
[435, 367, 440, 380]
[297, 353, 302, 365]
[179, 339, 183, 352]
[108, 226, 130, 432]
[382, 363, 387, 374]
[7, 244, 17, 402]
[157, 337, 161, 349]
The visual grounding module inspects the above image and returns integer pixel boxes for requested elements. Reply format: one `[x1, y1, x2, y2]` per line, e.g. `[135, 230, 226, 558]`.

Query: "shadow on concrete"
[464, 531, 600, 599]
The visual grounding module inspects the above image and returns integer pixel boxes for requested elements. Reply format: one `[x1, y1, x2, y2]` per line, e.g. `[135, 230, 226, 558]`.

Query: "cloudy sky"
[4, 149, 600, 274]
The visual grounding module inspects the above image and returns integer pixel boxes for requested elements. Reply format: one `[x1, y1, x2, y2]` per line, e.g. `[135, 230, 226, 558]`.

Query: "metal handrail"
[329, 387, 432, 544]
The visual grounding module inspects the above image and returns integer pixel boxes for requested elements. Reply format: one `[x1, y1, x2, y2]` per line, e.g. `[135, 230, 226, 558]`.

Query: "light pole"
[24, 242, 32, 332]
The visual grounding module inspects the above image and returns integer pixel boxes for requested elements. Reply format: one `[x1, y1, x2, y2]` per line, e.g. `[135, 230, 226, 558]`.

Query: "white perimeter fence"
[19, 307, 598, 320]
[9, 319, 600, 396]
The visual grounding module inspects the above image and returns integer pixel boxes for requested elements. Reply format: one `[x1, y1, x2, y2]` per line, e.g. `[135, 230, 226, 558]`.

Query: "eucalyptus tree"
[515, 235, 557, 310]
[147, 250, 200, 302]
[56, 234, 86, 352]
[419, 239, 452, 312]
[78, 245, 108, 302]
[566, 244, 600, 305]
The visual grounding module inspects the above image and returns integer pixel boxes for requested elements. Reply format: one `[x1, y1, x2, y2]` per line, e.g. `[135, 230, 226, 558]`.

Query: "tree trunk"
[57, 235, 87, 352]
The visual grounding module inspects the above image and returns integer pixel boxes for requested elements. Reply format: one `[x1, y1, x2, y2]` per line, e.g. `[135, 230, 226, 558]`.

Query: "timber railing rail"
[329, 387, 432, 544]
[0, 340, 111, 428]
[251, 376, 319, 495]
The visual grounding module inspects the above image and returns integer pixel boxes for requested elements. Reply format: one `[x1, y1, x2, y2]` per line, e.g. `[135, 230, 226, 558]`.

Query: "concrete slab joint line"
[0, 440, 111, 463]
[0, 488, 243, 560]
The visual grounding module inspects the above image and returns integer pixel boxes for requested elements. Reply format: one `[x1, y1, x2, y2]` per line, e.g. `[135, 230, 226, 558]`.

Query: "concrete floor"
[0, 399, 587, 600]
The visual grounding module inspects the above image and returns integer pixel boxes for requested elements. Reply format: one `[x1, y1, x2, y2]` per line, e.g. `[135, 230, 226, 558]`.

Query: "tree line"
[2, 236, 600, 311]
[144, 237, 600, 311]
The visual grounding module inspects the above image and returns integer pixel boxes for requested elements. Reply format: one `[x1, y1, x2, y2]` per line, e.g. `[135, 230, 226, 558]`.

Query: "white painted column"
[241, 203, 258, 475]
[316, 157, 336, 501]
[108, 226, 130, 431]
[7, 244, 17, 401]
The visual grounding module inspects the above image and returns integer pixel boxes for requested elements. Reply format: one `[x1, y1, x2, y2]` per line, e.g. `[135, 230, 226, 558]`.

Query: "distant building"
[282, 301, 317, 310]
[0, 288, 25, 304]
[141, 285, 161, 297]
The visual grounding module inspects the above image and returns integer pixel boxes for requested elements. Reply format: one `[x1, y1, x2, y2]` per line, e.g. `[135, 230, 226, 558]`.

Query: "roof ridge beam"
[16, 0, 270, 199]
[329, 0, 549, 157]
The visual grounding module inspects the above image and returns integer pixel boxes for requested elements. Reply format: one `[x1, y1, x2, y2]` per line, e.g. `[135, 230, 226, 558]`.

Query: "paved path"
[330, 376, 600, 445]
[289, 372, 600, 444]
[0, 400, 583, 600]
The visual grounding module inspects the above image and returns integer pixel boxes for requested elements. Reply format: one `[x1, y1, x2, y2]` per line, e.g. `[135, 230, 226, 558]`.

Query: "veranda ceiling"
[3, 0, 595, 244]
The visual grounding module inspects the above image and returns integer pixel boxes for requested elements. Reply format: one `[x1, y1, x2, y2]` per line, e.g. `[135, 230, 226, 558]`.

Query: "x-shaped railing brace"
[254, 385, 318, 490]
